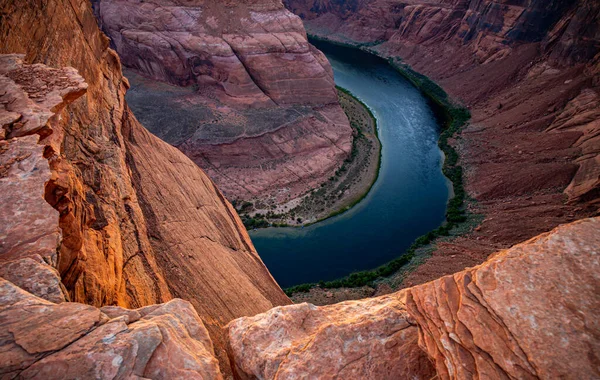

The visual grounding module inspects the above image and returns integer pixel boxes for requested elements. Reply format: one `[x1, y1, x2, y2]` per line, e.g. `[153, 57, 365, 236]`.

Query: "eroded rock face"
[226, 217, 600, 379]
[92, 0, 353, 204]
[0, 278, 223, 379]
[407, 217, 600, 379]
[1, 0, 290, 373]
[93, 0, 337, 105]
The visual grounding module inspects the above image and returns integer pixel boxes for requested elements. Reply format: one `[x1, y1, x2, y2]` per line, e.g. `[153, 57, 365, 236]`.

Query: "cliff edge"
[0, 0, 290, 372]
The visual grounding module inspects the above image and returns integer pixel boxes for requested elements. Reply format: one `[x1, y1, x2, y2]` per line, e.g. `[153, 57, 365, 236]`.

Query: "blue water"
[250, 41, 450, 288]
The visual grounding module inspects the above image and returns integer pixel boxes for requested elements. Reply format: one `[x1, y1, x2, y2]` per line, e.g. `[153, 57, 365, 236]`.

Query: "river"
[250, 40, 450, 288]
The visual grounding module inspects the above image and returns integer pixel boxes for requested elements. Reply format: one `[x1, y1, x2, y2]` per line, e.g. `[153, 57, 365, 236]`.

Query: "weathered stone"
[1, 1, 290, 374]
[227, 218, 600, 379]
[93, 0, 353, 204]
[93, 0, 338, 106]
[0, 278, 223, 379]
[227, 294, 436, 379]
[0, 256, 68, 303]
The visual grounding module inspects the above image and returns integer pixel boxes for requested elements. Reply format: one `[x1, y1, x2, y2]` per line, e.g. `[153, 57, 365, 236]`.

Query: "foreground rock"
[227, 293, 435, 379]
[227, 217, 600, 379]
[284, 0, 600, 290]
[1, 0, 290, 373]
[0, 278, 223, 379]
[93, 0, 353, 205]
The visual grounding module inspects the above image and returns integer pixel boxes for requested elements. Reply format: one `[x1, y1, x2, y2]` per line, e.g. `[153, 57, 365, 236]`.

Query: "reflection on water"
[250, 40, 450, 288]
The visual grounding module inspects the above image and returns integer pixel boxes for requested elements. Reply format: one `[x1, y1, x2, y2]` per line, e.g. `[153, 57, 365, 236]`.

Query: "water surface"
[250, 41, 449, 288]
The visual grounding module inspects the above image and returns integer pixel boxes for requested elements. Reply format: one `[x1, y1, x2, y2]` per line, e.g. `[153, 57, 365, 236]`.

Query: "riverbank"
[237, 87, 381, 228]
[285, 36, 473, 300]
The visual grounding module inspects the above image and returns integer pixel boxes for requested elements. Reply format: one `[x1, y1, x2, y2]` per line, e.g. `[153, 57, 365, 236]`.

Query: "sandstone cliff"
[92, 0, 353, 205]
[0, 0, 290, 371]
[227, 217, 600, 379]
[284, 0, 600, 286]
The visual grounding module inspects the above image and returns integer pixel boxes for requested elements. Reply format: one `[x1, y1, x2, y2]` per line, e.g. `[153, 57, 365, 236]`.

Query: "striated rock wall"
[0, 0, 290, 372]
[284, 0, 600, 286]
[407, 217, 600, 379]
[226, 217, 600, 379]
[92, 0, 353, 205]
[93, 0, 339, 106]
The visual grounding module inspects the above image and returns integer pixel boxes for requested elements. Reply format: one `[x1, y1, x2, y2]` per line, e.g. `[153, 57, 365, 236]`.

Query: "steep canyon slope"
[0, 0, 290, 371]
[284, 0, 600, 288]
[92, 0, 353, 205]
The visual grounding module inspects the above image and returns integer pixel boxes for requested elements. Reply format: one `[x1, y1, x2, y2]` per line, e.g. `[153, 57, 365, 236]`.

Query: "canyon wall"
[284, 0, 600, 286]
[92, 0, 353, 205]
[0, 0, 290, 371]
[227, 217, 600, 379]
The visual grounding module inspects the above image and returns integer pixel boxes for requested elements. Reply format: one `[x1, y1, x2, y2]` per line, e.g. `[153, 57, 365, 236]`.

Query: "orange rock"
[0, 0, 290, 374]
[0, 278, 223, 379]
[227, 294, 436, 379]
[408, 217, 600, 379]
[226, 218, 600, 379]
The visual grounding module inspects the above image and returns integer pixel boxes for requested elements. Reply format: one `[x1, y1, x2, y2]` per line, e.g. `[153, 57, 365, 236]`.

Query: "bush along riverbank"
[285, 39, 471, 297]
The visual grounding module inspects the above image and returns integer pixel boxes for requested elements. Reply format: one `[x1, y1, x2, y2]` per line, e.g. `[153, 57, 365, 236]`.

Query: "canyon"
[92, 0, 354, 209]
[0, 0, 599, 378]
[283, 0, 600, 297]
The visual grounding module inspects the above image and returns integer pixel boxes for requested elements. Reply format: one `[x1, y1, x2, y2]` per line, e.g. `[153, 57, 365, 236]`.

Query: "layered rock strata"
[284, 0, 600, 287]
[0, 0, 290, 372]
[227, 217, 600, 379]
[93, 0, 339, 105]
[92, 0, 353, 204]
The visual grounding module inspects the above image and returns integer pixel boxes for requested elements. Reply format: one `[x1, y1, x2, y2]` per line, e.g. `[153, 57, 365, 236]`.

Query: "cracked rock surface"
[226, 217, 600, 379]
[1, 0, 290, 374]
[0, 278, 223, 379]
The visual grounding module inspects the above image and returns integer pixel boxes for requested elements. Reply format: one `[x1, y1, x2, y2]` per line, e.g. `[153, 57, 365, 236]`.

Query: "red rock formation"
[92, 0, 353, 204]
[226, 217, 600, 379]
[284, 0, 600, 285]
[227, 293, 436, 379]
[407, 217, 600, 379]
[93, 0, 339, 105]
[0, 0, 290, 373]
[0, 278, 223, 379]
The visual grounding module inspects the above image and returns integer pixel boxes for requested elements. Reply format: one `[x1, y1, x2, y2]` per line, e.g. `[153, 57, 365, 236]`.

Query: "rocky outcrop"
[92, 0, 353, 204]
[284, 0, 600, 287]
[407, 217, 600, 379]
[0, 0, 290, 373]
[226, 217, 600, 379]
[0, 277, 223, 379]
[227, 293, 436, 379]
